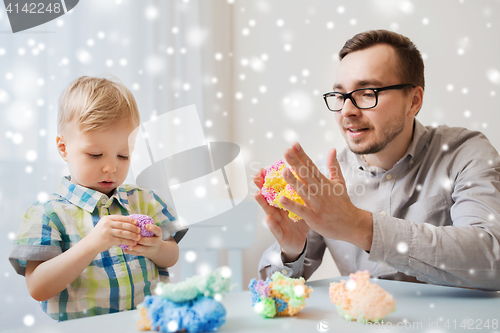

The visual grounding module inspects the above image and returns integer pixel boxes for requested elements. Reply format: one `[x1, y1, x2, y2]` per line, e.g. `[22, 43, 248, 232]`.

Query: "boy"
[9, 76, 180, 321]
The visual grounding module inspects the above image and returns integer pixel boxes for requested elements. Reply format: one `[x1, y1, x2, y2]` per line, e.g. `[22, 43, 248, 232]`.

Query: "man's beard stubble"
[346, 111, 406, 155]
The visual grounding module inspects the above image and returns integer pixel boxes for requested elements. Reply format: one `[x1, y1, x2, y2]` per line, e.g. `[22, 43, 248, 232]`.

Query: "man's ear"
[56, 134, 68, 162]
[408, 86, 424, 117]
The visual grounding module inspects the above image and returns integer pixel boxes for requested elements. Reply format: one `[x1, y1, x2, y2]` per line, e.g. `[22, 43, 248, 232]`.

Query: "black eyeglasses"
[323, 84, 416, 112]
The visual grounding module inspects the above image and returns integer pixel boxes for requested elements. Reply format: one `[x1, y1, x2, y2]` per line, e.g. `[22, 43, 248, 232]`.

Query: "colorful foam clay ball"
[118, 214, 156, 250]
[261, 160, 305, 222]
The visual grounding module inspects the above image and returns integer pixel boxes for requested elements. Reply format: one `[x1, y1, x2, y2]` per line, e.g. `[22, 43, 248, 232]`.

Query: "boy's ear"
[56, 135, 68, 162]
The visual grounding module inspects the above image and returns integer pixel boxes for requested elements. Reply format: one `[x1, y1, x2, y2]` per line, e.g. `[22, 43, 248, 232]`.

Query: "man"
[255, 30, 500, 290]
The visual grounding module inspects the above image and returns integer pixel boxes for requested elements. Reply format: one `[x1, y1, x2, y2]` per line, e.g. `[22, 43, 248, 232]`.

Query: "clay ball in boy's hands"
[118, 214, 156, 250]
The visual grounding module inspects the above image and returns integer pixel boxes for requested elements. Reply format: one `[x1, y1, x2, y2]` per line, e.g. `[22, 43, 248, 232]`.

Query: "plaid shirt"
[9, 176, 179, 321]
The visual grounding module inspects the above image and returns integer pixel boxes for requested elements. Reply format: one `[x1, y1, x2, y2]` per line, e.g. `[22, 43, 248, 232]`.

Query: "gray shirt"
[259, 119, 500, 290]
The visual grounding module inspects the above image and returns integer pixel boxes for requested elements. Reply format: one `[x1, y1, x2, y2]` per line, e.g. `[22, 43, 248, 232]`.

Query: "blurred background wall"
[1, 0, 499, 330]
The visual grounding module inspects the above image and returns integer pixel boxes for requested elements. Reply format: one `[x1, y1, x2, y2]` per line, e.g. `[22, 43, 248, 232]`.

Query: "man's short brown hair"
[339, 30, 425, 90]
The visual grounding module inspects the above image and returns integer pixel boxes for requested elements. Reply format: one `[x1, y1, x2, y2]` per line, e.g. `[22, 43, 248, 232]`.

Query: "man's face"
[58, 120, 137, 195]
[333, 44, 414, 155]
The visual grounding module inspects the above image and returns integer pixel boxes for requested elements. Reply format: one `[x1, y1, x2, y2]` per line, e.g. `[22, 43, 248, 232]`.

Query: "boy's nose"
[102, 160, 117, 173]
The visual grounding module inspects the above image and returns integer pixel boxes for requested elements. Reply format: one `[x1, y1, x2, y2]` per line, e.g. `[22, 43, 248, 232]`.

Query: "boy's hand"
[124, 224, 162, 258]
[87, 215, 141, 254]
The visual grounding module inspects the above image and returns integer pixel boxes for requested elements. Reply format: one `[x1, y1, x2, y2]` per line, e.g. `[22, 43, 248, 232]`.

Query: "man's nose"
[340, 97, 362, 118]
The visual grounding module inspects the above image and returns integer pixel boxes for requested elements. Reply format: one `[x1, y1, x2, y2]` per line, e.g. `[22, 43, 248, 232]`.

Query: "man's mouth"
[345, 127, 370, 138]
[347, 128, 368, 133]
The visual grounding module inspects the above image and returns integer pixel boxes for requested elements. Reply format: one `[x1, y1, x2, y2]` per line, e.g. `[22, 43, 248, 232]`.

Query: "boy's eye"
[118, 155, 129, 160]
[89, 154, 102, 158]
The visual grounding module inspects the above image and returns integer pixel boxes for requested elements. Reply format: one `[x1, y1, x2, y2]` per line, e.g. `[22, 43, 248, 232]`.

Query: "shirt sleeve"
[9, 203, 63, 276]
[258, 229, 327, 280]
[145, 189, 182, 240]
[369, 130, 500, 291]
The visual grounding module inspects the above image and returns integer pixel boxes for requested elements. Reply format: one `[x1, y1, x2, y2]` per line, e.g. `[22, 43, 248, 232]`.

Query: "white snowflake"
[76, 49, 92, 64]
[145, 55, 165, 75]
[144, 6, 159, 20]
[37, 192, 49, 203]
[251, 57, 265, 72]
[283, 129, 299, 143]
[282, 91, 313, 122]
[399, 0, 414, 14]
[486, 69, 500, 85]
[185, 251, 197, 263]
[23, 315, 35, 327]
[187, 27, 208, 47]
[397, 242, 408, 254]
[0, 89, 9, 104]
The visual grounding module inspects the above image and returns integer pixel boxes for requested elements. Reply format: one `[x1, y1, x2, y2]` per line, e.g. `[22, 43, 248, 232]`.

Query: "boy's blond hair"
[58, 76, 140, 134]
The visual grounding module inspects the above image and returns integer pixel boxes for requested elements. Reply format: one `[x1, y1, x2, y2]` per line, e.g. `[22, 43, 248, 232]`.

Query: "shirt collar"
[57, 176, 131, 213]
[405, 118, 430, 160]
[352, 119, 430, 173]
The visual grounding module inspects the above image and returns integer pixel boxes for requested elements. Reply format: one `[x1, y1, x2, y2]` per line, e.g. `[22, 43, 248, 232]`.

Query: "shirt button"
[380, 211, 387, 216]
[281, 269, 289, 275]
[100, 198, 107, 205]
[118, 271, 126, 278]
[386, 174, 393, 180]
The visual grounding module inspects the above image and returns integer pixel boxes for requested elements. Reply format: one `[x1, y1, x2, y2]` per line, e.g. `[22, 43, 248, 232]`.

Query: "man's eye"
[89, 154, 102, 158]
[118, 155, 129, 160]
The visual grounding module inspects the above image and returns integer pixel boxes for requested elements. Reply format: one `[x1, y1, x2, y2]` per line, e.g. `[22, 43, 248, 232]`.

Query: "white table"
[5, 277, 500, 333]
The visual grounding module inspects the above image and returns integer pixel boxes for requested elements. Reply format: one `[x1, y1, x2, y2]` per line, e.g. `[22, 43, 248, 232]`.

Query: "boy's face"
[56, 120, 137, 195]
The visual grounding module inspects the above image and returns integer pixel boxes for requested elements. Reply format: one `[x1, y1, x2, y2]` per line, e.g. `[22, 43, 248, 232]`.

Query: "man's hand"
[279, 143, 373, 251]
[87, 215, 141, 254]
[124, 224, 162, 258]
[253, 168, 310, 262]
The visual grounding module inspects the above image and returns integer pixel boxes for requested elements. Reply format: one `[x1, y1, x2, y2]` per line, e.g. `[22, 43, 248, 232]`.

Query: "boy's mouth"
[99, 181, 115, 188]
